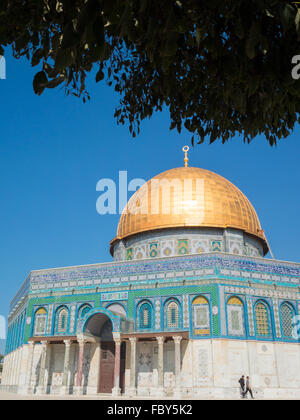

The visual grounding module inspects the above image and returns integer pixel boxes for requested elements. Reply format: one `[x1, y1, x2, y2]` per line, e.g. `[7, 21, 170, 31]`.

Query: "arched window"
[166, 301, 180, 329]
[56, 307, 69, 334]
[255, 301, 271, 337]
[79, 304, 92, 319]
[192, 296, 210, 335]
[106, 303, 126, 317]
[280, 303, 295, 338]
[34, 308, 47, 335]
[139, 302, 152, 329]
[227, 296, 245, 336]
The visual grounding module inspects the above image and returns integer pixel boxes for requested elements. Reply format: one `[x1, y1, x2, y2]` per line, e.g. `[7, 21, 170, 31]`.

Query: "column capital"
[129, 337, 137, 344]
[63, 339, 72, 347]
[173, 336, 183, 344]
[78, 338, 86, 347]
[113, 332, 121, 345]
[156, 336, 165, 345]
[37, 340, 48, 391]
[76, 338, 85, 387]
[112, 333, 122, 396]
[28, 340, 35, 347]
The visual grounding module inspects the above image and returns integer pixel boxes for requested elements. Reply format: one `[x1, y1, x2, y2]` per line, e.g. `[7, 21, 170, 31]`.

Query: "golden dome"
[112, 167, 268, 254]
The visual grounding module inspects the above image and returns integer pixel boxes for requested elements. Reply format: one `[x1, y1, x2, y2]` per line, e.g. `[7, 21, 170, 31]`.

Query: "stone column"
[94, 341, 101, 395]
[156, 336, 165, 395]
[25, 341, 35, 394]
[112, 334, 121, 396]
[36, 341, 48, 395]
[128, 337, 137, 396]
[45, 343, 52, 392]
[173, 336, 182, 398]
[75, 338, 85, 395]
[15, 346, 22, 391]
[10, 350, 16, 386]
[1, 356, 6, 386]
[61, 340, 72, 395]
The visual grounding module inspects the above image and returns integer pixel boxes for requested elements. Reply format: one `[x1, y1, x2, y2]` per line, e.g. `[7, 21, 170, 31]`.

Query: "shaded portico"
[25, 313, 188, 397]
[26, 308, 129, 396]
[122, 331, 189, 397]
[80, 311, 123, 396]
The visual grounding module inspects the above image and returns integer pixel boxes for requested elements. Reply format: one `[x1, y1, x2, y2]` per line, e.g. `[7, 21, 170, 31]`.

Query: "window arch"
[139, 302, 152, 329]
[255, 301, 271, 337]
[280, 303, 295, 338]
[56, 307, 69, 334]
[106, 303, 126, 317]
[227, 296, 245, 336]
[34, 307, 47, 335]
[165, 300, 180, 329]
[78, 304, 92, 319]
[192, 296, 210, 335]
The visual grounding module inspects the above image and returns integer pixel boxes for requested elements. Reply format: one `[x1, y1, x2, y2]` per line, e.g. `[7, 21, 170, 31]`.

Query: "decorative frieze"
[224, 286, 298, 301]
[26, 253, 300, 296]
[219, 287, 226, 336]
[69, 305, 77, 334]
[155, 299, 161, 330]
[273, 300, 281, 338]
[247, 297, 255, 336]
[182, 294, 189, 328]
[102, 292, 128, 302]
[46, 305, 53, 335]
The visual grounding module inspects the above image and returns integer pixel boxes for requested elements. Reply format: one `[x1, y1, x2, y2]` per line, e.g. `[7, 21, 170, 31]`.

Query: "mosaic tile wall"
[10, 252, 300, 320]
[6, 249, 300, 355]
[6, 278, 300, 354]
[113, 228, 263, 261]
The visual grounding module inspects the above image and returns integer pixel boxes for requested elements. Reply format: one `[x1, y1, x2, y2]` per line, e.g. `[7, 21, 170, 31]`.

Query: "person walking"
[243, 376, 254, 399]
[238, 375, 245, 398]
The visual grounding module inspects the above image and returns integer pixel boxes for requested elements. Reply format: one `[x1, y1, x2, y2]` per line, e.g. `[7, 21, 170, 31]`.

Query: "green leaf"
[245, 41, 255, 60]
[77, 0, 99, 35]
[93, 16, 105, 44]
[96, 68, 104, 83]
[295, 9, 300, 36]
[55, 48, 75, 70]
[33, 71, 48, 95]
[31, 49, 44, 67]
[280, 3, 296, 32]
[93, 16, 105, 59]
[261, 36, 268, 55]
[235, 18, 245, 40]
[246, 21, 261, 59]
[161, 34, 178, 57]
[62, 22, 78, 49]
[195, 27, 201, 47]
[46, 75, 65, 89]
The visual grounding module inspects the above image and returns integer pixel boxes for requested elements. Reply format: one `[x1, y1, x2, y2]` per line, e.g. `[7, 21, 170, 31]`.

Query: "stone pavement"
[0, 392, 249, 400]
[0, 392, 296, 400]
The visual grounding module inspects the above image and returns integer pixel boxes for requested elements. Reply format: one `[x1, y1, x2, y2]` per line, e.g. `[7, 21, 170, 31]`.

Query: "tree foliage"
[1, 0, 300, 144]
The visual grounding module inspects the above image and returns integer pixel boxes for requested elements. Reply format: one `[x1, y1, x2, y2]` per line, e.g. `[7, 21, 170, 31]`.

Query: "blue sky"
[1, 50, 300, 324]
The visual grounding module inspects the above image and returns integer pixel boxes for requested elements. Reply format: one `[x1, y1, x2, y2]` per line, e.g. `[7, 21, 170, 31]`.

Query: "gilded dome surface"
[113, 167, 267, 252]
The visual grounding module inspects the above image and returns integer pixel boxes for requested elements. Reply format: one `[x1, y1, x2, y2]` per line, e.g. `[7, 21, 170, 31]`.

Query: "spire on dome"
[182, 145, 189, 167]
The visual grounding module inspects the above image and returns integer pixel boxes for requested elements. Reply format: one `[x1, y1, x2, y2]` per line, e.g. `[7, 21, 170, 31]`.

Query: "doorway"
[99, 340, 115, 393]
[98, 340, 126, 394]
